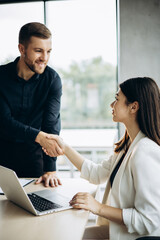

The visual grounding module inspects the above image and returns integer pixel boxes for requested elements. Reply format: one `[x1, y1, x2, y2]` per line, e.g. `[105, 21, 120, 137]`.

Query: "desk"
[0, 178, 97, 240]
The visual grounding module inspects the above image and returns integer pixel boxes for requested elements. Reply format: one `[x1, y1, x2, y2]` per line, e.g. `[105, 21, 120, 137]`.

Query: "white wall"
[118, 0, 160, 84]
[117, 0, 160, 136]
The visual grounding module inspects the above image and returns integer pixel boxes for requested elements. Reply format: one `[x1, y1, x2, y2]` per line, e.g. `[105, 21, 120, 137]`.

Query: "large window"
[47, 0, 117, 129]
[0, 2, 44, 64]
[0, 0, 117, 130]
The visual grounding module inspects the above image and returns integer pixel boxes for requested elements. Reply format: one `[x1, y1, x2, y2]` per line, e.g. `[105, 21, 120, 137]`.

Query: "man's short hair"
[19, 22, 52, 46]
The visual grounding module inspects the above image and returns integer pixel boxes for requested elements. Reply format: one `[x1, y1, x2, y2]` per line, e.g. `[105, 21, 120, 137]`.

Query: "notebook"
[0, 165, 72, 216]
[0, 178, 34, 195]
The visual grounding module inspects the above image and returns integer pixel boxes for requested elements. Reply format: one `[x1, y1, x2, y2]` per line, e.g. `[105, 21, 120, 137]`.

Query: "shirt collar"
[13, 57, 40, 83]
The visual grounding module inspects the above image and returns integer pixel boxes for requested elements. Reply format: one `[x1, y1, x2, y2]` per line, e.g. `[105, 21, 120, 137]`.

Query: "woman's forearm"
[98, 204, 124, 225]
[64, 144, 85, 171]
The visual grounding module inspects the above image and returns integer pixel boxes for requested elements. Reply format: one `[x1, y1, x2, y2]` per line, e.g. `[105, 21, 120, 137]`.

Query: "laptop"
[0, 165, 72, 216]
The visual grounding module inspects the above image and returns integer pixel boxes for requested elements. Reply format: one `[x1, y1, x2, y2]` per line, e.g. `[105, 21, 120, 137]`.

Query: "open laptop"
[0, 165, 72, 216]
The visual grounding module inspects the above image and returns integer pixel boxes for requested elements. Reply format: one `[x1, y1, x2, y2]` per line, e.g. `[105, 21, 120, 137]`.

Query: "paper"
[0, 178, 34, 195]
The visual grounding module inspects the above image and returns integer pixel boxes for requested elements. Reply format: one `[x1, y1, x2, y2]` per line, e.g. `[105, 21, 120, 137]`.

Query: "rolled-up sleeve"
[80, 155, 115, 185]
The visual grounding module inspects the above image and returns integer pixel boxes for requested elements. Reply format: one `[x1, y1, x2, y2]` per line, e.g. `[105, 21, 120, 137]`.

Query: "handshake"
[35, 131, 65, 157]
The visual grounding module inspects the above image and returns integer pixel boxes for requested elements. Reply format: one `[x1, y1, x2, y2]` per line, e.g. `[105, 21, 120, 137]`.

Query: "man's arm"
[41, 75, 62, 171]
[36, 72, 62, 187]
[0, 95, 62, 156]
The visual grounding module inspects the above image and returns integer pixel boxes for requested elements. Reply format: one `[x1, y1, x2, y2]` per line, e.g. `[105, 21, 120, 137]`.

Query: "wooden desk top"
[0, 178, 97, 240]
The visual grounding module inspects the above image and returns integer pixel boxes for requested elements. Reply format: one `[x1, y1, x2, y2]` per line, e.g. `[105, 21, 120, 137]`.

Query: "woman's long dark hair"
[115, 77, 160, 153]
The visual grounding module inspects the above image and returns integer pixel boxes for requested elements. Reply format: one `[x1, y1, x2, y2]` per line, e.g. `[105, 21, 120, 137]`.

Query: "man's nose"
[41, 52, 48, 61]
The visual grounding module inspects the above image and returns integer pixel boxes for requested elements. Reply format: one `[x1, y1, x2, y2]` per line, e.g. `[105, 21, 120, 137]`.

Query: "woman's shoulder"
[131, 136, 160, 166]
[130, 136, 160, 183]
[136, 136, 160, 151]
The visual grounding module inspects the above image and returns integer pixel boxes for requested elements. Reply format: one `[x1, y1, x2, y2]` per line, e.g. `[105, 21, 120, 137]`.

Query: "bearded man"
[0, 22, 63, 187]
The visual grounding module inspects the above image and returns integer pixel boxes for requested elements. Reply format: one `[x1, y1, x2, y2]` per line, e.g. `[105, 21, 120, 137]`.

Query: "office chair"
[136, 237, 160, 240]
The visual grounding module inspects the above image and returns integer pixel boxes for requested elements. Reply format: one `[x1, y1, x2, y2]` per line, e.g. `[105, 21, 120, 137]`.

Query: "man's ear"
[18, 43, 25, 56]
[130, 101, 139, 113]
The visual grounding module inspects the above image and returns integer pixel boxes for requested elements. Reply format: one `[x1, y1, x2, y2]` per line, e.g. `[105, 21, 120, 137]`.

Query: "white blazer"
[81, 131, 160, 240]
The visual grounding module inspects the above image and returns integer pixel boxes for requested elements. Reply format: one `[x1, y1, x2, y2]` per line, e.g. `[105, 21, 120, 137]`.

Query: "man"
[0, 22, 63, 187]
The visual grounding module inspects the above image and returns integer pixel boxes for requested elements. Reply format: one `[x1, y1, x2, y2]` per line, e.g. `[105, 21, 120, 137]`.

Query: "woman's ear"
[130, 101, 139, 113]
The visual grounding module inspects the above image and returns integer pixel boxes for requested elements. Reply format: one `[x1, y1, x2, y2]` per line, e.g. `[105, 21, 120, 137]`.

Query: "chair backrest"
[136, 237, 160, 240]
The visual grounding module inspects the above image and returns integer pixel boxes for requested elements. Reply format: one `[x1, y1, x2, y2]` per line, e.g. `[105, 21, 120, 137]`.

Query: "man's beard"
[24, 54, 46, 74]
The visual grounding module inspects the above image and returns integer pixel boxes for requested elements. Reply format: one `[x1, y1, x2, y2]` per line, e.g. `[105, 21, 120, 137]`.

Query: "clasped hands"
[35, 131, 64, 157]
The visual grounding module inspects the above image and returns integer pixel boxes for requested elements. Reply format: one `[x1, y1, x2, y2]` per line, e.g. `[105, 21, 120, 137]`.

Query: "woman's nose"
[110, 101, 114, 108]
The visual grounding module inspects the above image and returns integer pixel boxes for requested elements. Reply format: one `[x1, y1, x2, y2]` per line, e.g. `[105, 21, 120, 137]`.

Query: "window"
[0, 0, 117, 129]
[47, 0, 117, 129]
[0, 2, 44, 64]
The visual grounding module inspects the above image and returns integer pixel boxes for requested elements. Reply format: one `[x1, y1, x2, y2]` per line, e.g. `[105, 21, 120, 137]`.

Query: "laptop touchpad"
[32, 190, 70, 207]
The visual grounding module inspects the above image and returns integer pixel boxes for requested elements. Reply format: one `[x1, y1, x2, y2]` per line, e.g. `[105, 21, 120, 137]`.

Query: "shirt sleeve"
[80, 154, 115, 184]
[41, 73, 62, 172]
[122, 140, 160, 235]
[0, 94, 40, 143]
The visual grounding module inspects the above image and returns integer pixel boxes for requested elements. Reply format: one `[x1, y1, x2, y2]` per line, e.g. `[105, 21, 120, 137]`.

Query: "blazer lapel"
[101, 131, 145, 204]
[97, 151, 125, 225]
[112, 131, 146, 198]
[101, 150, 125, 204]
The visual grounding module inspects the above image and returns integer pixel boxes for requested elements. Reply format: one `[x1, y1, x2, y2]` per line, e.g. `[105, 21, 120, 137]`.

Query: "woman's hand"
[69, 192, 101, 215]
[42, 134, 65, 156]
[47, 134, 65, 150]
[70, 192, 124, 225]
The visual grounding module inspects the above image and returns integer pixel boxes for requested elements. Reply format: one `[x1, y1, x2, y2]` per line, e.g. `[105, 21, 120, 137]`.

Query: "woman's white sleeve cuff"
[80, 159, 92, 180]
[122, 208, 133, 230]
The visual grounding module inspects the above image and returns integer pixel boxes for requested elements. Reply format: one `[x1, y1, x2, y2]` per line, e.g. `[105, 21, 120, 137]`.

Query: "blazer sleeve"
[123, 139, 160, 235]
[80, 154, 115, 184]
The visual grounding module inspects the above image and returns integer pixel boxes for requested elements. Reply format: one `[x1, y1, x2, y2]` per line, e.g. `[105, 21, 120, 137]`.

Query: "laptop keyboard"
[28, 193, 62, 212]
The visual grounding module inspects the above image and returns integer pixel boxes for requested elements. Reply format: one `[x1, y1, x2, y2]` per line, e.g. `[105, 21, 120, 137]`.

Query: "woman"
[44, 77, 160, 240]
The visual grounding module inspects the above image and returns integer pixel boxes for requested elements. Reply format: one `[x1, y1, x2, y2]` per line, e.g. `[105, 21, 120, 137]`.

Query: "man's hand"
[35, 171, 62, 187]
[35, 131, 63, 157]
[42, 134, 66, 157]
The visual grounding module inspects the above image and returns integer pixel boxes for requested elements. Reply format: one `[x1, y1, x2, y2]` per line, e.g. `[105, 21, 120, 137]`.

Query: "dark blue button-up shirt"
[0, 57, 62, 176]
